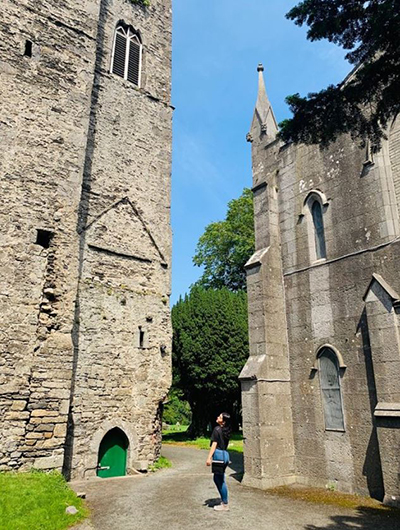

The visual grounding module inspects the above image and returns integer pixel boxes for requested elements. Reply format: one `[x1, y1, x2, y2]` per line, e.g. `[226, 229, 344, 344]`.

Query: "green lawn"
[162, 425, 243, 453]
[0, 471, 89, 530]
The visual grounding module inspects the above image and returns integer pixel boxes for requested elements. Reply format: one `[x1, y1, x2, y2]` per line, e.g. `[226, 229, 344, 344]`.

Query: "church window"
[311, 200, 327, 260]
[111, 25, 142, 87]
[303, 190, 328, 263]
[318, 347, 345, 431]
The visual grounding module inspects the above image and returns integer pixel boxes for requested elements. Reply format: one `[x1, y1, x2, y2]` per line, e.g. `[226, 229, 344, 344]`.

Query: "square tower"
[0, 0, 172, 479]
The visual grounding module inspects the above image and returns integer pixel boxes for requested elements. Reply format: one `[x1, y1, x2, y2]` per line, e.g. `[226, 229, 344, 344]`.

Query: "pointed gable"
[84, 197, 166, 265]
[363, 273, 400, 307]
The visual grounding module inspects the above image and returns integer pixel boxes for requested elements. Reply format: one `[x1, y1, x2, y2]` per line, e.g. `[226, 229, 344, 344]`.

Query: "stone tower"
[0, 0, 172, 480]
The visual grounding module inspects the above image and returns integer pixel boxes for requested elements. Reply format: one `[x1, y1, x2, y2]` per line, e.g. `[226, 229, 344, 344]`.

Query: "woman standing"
[206, 412, 231, 511]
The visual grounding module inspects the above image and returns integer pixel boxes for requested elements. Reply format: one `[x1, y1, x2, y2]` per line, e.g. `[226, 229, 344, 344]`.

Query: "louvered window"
[318, 348, 345, 431]
[111, 26, 142, 87]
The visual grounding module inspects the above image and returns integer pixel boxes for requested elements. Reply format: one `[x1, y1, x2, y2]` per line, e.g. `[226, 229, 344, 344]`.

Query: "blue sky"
[171, 0, 351, 303]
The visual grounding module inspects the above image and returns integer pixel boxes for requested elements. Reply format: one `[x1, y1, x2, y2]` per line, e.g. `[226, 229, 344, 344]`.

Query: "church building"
[240, 65, 400, 506]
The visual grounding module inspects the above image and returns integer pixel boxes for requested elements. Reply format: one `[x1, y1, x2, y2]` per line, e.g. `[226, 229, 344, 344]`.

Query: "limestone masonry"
[241, 65, 400, 506]
[0, 0, 172, 479]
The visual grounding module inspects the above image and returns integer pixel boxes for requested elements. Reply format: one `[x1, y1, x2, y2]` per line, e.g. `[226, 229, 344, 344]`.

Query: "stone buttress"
[239, 65, 296, 489]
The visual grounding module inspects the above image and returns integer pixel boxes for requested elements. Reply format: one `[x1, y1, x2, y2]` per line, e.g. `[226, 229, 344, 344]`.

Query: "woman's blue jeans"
[213, 449, 229, 504]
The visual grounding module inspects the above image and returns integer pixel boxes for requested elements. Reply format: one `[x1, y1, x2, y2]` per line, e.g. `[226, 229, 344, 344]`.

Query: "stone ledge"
[374, 402, 400, 417]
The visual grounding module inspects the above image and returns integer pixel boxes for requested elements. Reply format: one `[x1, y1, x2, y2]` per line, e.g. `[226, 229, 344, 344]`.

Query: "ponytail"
[221, 412, 232, 440]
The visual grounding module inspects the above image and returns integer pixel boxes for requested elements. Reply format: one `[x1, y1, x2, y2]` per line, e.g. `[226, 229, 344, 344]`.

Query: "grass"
[0, 470, 89, 530]
[266, 485, 400, 517]
[162, 425, 243, 453]
[148, 456, 172, 472]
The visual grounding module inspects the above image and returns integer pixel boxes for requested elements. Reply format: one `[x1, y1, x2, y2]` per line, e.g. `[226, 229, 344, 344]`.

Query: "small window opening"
[24, 40, 33, 57]
[35, 229, 53, 249]
[139, 327, 145, 348]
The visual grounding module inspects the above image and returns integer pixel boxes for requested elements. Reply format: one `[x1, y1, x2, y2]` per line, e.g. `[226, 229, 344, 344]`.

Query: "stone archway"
[83, 420, 139, 479]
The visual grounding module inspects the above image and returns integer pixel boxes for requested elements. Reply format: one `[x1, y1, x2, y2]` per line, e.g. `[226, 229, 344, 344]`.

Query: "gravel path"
[72, 445, 399, 530]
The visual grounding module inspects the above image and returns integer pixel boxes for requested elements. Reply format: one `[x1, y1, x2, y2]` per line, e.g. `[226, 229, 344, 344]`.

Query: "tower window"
[35, 229, 53, 249]
[24, 40, 33, 57]
[111, 25, 142, 87]
[139, 327, 145, 348]
[318, 347, 345, 431]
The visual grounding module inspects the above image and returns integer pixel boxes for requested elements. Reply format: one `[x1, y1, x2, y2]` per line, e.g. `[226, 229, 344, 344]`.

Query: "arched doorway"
[97, 427, 129, 478]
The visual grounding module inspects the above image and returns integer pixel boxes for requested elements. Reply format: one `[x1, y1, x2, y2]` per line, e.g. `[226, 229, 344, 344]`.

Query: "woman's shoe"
[214, 504, 229, 511]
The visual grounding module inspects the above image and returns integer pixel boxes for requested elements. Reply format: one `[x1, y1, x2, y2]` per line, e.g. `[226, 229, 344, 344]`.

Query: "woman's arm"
[206, 441, 217, 466]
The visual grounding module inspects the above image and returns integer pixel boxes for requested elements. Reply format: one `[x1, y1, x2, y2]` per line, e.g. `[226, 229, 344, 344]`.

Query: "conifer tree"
[172, 287, 249, 436]
[279, 0, 400, 151]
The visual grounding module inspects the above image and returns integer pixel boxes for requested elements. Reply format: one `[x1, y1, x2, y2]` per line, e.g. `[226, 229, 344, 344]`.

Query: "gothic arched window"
[111, 24, 142, 86]
[303, 191, 328, 262]
[311, 200, 327, 260]
[318, 347, 345, 431]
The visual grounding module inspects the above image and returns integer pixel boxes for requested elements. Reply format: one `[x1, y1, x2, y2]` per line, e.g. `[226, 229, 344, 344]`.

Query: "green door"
[97, 428, 129, 478]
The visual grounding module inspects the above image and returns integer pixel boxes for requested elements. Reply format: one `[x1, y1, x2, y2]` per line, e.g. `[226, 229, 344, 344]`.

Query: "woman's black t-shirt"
[210, 425, 229, 450]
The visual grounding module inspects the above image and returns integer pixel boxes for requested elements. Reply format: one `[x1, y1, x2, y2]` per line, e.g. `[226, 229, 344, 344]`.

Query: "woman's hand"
[206, 458, 212, 466]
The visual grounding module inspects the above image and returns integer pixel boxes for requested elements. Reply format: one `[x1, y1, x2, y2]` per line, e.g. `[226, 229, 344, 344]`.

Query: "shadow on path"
[304, 507, 400, 530]
[203, 498, 221, 508]
[227, 451, 244, 483]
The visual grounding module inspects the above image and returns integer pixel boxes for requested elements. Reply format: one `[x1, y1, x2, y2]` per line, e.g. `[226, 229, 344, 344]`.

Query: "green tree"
[193, 188, 255, 292]
[279, 0, 400, 151]
[172, 287, 249, 437]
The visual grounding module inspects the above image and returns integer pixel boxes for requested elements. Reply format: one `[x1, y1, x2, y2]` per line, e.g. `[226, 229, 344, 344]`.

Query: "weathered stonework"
[241, 65, 400, 505]
[0, 0, 172, 479]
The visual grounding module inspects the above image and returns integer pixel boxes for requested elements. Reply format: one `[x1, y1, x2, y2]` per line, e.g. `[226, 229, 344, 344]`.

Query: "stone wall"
[0, 0, 98, 472]
[0, 0, 172, 478]
[278, 135, 400, 496]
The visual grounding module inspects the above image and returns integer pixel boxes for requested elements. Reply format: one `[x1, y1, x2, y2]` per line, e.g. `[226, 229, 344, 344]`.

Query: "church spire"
[248, 64, 278, 143]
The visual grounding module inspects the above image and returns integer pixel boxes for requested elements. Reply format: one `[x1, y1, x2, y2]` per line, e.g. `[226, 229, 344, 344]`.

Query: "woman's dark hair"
[221, 412, 232, 440]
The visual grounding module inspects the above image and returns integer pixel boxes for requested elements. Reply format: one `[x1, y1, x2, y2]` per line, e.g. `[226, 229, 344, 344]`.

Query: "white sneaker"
[214, 503, 229, 511]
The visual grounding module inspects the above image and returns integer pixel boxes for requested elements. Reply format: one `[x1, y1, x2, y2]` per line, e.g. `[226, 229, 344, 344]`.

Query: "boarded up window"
[111, 25, 142, 86]
[312, 201, 327, 259]
[319, 347, 345, 431]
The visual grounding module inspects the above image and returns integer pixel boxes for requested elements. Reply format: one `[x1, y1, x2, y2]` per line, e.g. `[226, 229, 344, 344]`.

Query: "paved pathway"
[72, 445, 399, 530]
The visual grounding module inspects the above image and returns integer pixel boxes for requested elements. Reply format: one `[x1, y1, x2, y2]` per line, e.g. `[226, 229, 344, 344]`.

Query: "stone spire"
[247, 64, 278, 143]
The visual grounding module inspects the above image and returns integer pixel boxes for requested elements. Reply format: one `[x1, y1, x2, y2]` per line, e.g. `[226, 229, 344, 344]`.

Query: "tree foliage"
[172, 287, 249, 436]
[193, 188, 255, 291]
[163, 388, 192, 426]
[279, 0, 400, 151]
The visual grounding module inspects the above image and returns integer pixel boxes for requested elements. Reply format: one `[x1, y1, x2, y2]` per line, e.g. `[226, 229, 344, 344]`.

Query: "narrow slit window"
[318, 347, 345, 431]
[111, 25, 142, 87]
[311, 200, 327, 259]
[139, 327, 145, 348]
[24, 40, 33, 57]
